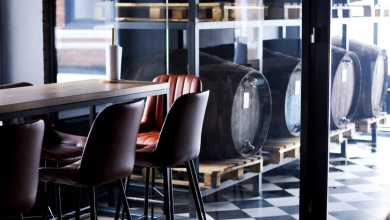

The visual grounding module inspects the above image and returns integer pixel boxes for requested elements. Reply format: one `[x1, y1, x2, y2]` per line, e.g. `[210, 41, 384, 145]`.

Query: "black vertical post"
[371, 123, 378, 145]
[374, 23, 378, 45]
[188, 0, 199, 76]
[300, 0, 330, 219]
[49, 0, 57, 84]
[0, 1, 3, 85]
[49, 0, 59, 125]
[278, 27, 284, 39]
[342, 24, 349, 51]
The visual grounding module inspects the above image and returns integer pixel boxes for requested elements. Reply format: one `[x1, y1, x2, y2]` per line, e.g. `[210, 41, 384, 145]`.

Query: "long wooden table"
[0, 79, 170, 121]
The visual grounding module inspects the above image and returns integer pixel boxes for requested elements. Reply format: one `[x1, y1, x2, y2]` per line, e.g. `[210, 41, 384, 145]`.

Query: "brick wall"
[56, 0, 65, 28]
[57, 50, 106, 67]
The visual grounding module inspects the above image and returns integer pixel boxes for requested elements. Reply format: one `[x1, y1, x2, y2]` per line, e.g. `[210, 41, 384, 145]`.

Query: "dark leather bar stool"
[39, 99, 145, 220]
[120, 91, 209, 220]
[0, 120, 45, 220]
[133, 75, 202, 219]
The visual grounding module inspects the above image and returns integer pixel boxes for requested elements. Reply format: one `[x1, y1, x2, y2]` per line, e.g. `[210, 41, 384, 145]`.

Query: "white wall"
[0, 0, 44, 85]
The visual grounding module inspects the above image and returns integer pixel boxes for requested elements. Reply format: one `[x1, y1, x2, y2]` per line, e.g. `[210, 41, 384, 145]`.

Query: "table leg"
[89, 105, 97, 127]
[164, 91, 170, 116]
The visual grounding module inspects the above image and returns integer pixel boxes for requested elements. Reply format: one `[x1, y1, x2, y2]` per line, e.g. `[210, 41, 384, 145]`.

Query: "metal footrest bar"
[126, 197, 164, 204]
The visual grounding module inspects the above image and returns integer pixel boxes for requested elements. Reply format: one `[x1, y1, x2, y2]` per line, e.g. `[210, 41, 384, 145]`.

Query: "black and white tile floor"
[169, 131, 390, 220]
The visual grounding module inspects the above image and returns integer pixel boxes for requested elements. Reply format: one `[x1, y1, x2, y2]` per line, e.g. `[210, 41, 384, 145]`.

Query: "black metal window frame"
[300, 0, 331, 219]
[0, 1, 3, 85]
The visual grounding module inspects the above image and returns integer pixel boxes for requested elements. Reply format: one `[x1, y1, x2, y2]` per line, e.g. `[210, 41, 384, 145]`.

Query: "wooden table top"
[0, 79, 169, 115]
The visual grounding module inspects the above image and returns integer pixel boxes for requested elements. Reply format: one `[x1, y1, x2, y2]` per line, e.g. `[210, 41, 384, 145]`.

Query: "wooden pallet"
[332, 4, 352, 18]
[131, 156, 263, 189]
[330, 123, 356, 144]
[225, 4, 266, 20]
[115, 3, 229, 22]
[352, 112, 388, 133]
[262, 137, 300, 164]
[265, 3, 302, 20]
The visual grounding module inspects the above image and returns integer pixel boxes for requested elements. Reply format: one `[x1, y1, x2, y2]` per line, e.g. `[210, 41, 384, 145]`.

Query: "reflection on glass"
[329, 1, 390, 219]
[55, 0, 113, 82]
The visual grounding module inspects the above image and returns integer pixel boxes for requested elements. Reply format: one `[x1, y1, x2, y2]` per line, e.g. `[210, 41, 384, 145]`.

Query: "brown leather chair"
[0, 82, 87, 163]
[136, 75, 201, 148]
[39, 99, 145, 220]
[0, 120, 45, 220]
[120, 91, 209, 220]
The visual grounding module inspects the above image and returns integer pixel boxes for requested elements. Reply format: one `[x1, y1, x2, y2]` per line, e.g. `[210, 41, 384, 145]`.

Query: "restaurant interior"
[1, 0, 390, 220]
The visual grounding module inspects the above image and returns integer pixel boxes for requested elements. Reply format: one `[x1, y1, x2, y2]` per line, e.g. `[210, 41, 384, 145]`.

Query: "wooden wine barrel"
[333, 37, 388, 117]
[199, 62, 272, 161]
[262, 48, 301, 138]
[330, 46, 362, 129]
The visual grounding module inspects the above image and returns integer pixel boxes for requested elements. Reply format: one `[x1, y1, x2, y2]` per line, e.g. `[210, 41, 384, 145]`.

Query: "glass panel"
[329, 1, 390, 219]
[55, 0, 113, 83]
[55, 0, 116, 121]
[195, 1, 302, 220]
[55, 0, 302, 218]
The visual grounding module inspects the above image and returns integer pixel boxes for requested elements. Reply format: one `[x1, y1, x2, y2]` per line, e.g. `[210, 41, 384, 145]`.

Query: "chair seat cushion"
[40, 144, 85, 162]
[41, 131, 86, 162]
[135, 142, 158, 167]
[39, 160, 87, 187]
[136, 131, 159, 148]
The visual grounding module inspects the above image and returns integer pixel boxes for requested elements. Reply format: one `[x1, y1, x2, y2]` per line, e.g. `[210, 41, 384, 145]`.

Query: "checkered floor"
[165, 130, 390, 220]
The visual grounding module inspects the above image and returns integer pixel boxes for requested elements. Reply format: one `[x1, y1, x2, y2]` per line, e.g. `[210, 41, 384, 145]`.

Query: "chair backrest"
[153, 91, 209, 167]
[141, 75, 201, 131]
[0, 120, 44, 217]
[78, 99, 144, 186]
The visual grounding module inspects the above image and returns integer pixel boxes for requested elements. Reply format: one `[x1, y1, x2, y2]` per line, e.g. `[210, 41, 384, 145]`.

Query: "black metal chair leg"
[121, 177, 129, 220]
[115, 178, 124, 220]
[55, 185, 62, 220]
[53, 162, 63, 220]
[151, 168, 155, 219]
[42, 182, 53, 220]
[169, 168, 175, 220]
[19, 214, 24, 220]
[162, 168, 174, 220]
[185, 162, 203, 220]
[87, 187, 97, 220]
[189, 160, 206, 220]
[118, 179, 132, 220]
[75, 187, 81, 220]
[144, 168, 151, 219]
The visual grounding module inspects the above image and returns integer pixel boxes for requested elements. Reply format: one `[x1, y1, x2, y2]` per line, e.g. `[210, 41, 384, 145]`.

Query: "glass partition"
[329, 1, 390, 219]
[54, 0, 303, 219]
